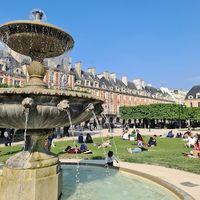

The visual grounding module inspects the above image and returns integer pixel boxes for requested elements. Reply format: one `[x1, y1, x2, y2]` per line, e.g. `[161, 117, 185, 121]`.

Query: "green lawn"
[0, 136, 200, 174]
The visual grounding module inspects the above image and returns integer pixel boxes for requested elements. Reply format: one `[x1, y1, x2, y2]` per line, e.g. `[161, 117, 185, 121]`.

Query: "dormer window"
[115, 86, 120, 91]
[102, 84, 106, 89]
[94, 82, 98, 88]
[121, 87, 126, 92]
[109, 86, 113, 90]
[196, 93, 200, 99]
[76, 80, 81, 85]
[188, 95, 193, 99]
[14, 80, 20, 86]
[85, 80, 90, 86]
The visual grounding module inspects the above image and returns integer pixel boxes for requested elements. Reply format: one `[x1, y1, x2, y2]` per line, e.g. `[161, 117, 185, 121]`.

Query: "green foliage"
[0, 83, 8, 88]
[120, 103, 200, 120]
[0, 83, 21, 88]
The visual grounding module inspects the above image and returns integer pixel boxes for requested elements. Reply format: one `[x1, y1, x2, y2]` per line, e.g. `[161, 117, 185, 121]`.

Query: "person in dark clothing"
[8, 129, 14, 146]
[63, 126, 70, 137]
[166, 130, 174, 138]
[85, 133, 93, 143]
[78, 133, 84, 143]
[148, 135, 157, 147]
[4, 128, 14, 146]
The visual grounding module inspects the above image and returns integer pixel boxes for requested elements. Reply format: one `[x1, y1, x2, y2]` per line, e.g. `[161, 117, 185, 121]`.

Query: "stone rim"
[0, 20, 74, 59]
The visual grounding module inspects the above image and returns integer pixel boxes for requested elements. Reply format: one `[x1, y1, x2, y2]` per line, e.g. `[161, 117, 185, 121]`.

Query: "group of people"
[78, 133, 93, 144]
[63, 133, 94, 154]
[64, 143, 92, 154]
[0, 128, 14, 146]
[183, 131, 200, 158]
[127, 129, 157, 154]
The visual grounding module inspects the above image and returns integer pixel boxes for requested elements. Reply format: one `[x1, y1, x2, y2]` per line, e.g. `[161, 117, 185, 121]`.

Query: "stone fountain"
[0, 10, 103, 200]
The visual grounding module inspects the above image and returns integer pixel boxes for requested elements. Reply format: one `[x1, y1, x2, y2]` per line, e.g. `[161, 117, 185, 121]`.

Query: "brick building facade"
[0, 51, 177, 123]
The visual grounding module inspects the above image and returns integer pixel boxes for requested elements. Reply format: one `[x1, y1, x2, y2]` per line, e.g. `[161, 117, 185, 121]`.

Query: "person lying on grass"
[128, 136, 155, 153]
[64, 144, 92, 154]
[97, 139, 111, 149]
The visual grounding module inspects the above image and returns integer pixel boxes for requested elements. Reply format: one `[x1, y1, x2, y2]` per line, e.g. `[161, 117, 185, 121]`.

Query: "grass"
[0, 136, 200, 174]
[0, 145, 22, 163]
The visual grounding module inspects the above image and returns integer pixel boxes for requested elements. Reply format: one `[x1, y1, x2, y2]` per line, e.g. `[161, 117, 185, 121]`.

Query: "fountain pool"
[61, 164, 181, 200]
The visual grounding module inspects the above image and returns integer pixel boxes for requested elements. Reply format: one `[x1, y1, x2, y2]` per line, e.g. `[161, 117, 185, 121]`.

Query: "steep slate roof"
[0, 53, 25, 76]
[115, 79, 126, 88]
[99, 76, 111, 88]
[185, 85, 200, 99]
[83, 71, 99, 82]
[127, 81, 137, 90]
[145, 85, 163, 94]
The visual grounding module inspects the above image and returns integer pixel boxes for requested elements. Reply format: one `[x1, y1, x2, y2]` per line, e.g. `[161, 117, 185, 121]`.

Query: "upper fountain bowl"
[0, 20, 74, 60]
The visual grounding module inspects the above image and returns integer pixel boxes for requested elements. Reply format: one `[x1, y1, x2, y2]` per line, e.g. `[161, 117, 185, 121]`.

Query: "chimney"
[133, 79, 145, 90]
[87, 67, 96, 76]
[110, 73, 116, 82]
[74, 61, 81, 78]
[122, 76, 128, 86]
[97, 73, 103, 79]
[103, 71, 109, 80]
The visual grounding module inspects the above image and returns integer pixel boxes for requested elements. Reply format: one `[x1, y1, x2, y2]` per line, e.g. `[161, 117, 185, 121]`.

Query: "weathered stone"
[0, 164, 62, 200]
[0, 10, 103, 200]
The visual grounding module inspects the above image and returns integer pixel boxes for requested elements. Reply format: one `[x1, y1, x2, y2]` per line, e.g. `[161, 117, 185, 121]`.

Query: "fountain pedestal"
[6, 129, 59, 169]
[0, 164, 62, 200]
[0, 129, 62, 200]
[0, 9, 103, 200]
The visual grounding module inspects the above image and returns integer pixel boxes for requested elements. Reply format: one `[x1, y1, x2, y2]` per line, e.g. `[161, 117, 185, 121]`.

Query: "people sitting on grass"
[160, 130, 175, 138]
[122, 127, 129, 140]
[176, 132, 183, 138]
[80, 143, 93, 154]
[183, 138, 200, 158]
[148, 135, 157, 147]
[105, 150, 119, 166]
[122, 130, 130, 140]
[85, 133, 93, 143]
[166, 130, 174, 138]
[136, 129, 146, 147]
[184, 133, 198, 148]
[129, 129, 136, 142]
[78, 133, 84, 143]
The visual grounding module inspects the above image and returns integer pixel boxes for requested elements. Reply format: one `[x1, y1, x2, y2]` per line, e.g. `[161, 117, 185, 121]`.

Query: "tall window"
[190, 102, 193, 107]
[14, 80, 20, 86]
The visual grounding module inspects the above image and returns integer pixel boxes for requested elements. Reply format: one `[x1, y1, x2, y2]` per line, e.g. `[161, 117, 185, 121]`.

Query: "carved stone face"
[0, 88, 103, 129]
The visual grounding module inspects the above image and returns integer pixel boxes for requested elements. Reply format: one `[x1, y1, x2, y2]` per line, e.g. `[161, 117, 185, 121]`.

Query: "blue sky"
[1, 0, 200, 90]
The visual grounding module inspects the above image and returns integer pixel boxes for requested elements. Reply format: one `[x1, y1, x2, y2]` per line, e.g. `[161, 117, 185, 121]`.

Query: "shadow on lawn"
[0, 149, 22, 157]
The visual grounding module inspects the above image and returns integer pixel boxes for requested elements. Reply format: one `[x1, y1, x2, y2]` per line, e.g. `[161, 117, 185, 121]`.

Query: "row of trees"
[119, 103, 200, 121]
[0, 83, 20, 88]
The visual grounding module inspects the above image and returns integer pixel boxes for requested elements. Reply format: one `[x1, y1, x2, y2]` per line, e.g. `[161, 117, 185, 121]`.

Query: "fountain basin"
[0, 20, 74, 60]
[0, 88, 103, 129]
[61, 164, 184, 200]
